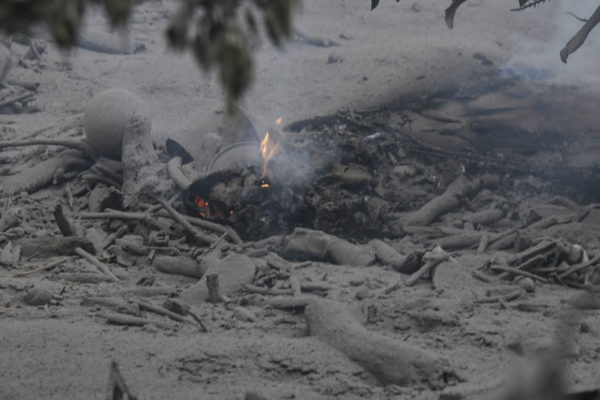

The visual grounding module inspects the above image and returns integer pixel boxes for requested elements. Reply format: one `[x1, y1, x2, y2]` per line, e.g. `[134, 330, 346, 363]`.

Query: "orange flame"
[275, 116, 283, 125]
[260, 131, 280, 179]
[194, 195, 208, 209]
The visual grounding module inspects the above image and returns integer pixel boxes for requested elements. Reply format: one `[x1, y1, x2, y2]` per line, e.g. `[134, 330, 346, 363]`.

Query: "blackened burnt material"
[185, 167, 306, 241]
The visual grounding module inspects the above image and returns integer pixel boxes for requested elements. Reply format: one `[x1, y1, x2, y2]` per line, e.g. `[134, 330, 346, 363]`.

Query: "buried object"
[83, 88, 151, 160]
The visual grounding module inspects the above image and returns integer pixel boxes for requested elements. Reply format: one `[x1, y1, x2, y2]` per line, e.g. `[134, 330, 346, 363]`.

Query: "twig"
[0, 138, 97, 159]
[490, 265, 549, 284]
[22, 114, 81, 140]
[78, 210, 150, 221]
[13, 256, 76, 277]
[134, 299, 195, 325]
[81, 296, 139, 315]
[104, 313, 172, 329]
[76, 209, 164, 231]
[294, 261, 312, 269]
[558, 256, 600, 280]
[244, 284, 293, 296]
[0, 91, 34, 109]
[151, 196, 216, 245]
[101, 225, 129, 250]
[209, 231, 228, 250]
[566, 12, 588, 23]
[156, 210, 243, 245]
[254, 295, 315, 310]
[471, 270, 492, 283]
[162, 299, 208, 332]
[75, 247, 120, 282]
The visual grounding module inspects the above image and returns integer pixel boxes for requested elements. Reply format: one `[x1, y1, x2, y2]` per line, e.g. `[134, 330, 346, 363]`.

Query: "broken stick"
[13, 256, 76, 277]
[135, 299, 195, 325]
[104, 313, 172, 329]
[152, 196, 216, 245]
[107, 361, 138, 400]
[75, 247, 120, 283]
[405, 246, 450, 286]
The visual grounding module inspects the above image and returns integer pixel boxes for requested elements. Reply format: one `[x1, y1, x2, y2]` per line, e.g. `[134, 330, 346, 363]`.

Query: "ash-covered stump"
[185, 166, 306, 240]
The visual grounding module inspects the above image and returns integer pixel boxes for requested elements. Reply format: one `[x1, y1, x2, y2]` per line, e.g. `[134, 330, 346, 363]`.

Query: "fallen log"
[304, 299, 453, 388]
[281, 227, 375, 266]
[403, 175, 499, 226]
[16, 236, 94, 258]
[436, 231, 483, 251]
[463, 207, 505, 226]
[104, 313, 172, 329]
[369, 239, 406, 268]
[152, 255, 206, 278]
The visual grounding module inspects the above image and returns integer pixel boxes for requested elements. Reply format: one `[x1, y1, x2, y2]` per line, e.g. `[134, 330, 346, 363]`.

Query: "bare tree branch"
[560, 5, 600, 63]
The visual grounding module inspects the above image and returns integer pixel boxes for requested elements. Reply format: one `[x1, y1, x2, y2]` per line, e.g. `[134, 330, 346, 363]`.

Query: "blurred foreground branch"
[375, 0, 600, 63]
[0, 0, 299, 109]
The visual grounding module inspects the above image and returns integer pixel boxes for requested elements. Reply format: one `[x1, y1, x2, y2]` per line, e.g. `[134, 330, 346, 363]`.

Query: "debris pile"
[1, 84, 599, 399]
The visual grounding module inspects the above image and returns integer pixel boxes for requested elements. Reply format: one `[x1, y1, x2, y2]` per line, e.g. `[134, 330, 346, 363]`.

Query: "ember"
[185, 166, 305, 240]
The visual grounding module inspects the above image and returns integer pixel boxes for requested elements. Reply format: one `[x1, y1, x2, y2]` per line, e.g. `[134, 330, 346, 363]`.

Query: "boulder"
[83, 88, 150, 160]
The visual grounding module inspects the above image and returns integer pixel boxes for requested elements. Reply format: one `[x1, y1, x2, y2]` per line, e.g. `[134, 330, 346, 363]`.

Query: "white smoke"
[500, 0, 600, 89]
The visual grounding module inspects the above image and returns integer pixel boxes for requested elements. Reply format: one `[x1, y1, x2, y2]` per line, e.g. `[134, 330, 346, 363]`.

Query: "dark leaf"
[104, 0, 133, 26]
[371, 0, 380, 10]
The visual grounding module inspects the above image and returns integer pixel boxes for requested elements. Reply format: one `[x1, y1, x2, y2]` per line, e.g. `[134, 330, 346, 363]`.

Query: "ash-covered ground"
[1, 1, 599, 399]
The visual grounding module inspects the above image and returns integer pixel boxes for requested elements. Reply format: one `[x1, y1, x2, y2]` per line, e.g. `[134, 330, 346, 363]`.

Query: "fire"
[194, 195, 208, 209]
[259, 131, 280, 179]
[194, 195, 208, 218]
[275, 116, 283, 125]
